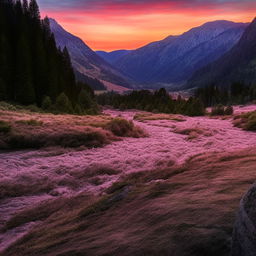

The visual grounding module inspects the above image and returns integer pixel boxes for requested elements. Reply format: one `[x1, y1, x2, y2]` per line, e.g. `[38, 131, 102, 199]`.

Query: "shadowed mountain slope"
[112, 21, 247, 89]
[186, 18, 256, 89]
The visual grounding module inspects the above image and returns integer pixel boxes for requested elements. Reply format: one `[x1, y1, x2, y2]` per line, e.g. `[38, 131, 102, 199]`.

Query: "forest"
[97, 88, 205, 116]
[195, 83, 256, 107]
[0, 0, 98, 114]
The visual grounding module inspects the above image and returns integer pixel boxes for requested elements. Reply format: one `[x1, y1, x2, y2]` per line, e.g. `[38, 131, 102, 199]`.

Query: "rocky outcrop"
[232, 183, 256, 256]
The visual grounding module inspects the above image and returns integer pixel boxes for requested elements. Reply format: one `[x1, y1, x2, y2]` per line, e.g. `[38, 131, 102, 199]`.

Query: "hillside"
[111, 21, 247, 89]
[186, 18, 256, 89]
[49, 19, 132, 90]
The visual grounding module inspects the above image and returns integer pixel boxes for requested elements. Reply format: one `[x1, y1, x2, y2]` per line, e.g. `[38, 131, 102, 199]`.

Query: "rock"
[232, 183, 256, 256]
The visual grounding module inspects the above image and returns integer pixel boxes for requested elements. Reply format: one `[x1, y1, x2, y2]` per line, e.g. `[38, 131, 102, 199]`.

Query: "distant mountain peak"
[49, 18, 63, 31]
[111, 19, 247, 88]
[185, 17, 256, 89]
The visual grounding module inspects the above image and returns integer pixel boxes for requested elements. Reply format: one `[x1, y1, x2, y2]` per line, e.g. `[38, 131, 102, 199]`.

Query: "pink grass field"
[0, 105, 256, 253]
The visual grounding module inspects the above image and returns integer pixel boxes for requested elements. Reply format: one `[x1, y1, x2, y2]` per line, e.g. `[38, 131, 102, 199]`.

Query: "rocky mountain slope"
[111, 21, 247, 89]
[186, 18, 256, 89]
[49, 19, 131, 90]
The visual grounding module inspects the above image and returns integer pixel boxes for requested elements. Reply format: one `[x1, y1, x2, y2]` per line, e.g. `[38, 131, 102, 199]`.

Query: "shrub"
[0, 120, 11, 134]
[211, 104, 225, 116]
[233, 111, 256, 131]
[119, 104, 127, 111]
[74, 104, 83, 115]
[106, 118, 134, 136]
[186, 98, 205, 116]
[25, 105, 42, 113]
[52, 131, 108, 148]
[245, 112, 256, 131]
[5, 130, 109, 149]
[78, 90, 94, 110]
[0, 101, 17, 111]
[224, 106, 234, 115]
[16, 119, 43, 126]
[105, 118, 146, 137]
[55, 93, 74, 114]
[6, 133, 45, 149]
[85, 108, 99, 115]
[41, 96, 52, 110]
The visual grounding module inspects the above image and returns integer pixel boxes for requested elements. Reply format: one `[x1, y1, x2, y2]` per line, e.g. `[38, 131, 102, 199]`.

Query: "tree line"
[97, 88, 205, 116]
[0, 0, 98, 114]
[195, 83, 256, 107]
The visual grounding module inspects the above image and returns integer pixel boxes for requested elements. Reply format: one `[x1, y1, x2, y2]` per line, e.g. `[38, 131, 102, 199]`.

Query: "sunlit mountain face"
[38, 0, 256, 51]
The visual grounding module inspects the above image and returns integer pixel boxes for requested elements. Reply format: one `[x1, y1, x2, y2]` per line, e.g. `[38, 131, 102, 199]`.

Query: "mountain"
[112, 21, 247, 89]
[186, 18, 256, 89]
[49, 19, 131, 91]
[96, 50, 131, 65]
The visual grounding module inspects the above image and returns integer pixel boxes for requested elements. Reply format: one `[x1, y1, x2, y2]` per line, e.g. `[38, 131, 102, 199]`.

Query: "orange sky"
[38, 0, 256, 51]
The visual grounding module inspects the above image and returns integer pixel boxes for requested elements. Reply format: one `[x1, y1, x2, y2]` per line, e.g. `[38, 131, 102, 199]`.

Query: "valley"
[1, 1, 256, 255]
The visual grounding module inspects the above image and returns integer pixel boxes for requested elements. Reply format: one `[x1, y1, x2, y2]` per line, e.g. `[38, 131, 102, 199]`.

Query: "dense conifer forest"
[97, 88, 205, 116]
[0, 0, 98, 114]
[195, 83, 256, 107]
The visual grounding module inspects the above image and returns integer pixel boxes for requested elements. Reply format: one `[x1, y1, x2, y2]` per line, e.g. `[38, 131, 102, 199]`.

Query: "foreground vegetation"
[97, 88, 205, 116]
[233, 111, 256, 131]
[0, 106, 146, 150]
[2, 148, 256, 256]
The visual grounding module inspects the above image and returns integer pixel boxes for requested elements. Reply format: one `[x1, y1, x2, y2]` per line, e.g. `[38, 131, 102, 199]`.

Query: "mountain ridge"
[96, 50, 131, 64]
[185, 17, 256, 89]
[49, 18, 132, 91]
[107, 20, 248, 89]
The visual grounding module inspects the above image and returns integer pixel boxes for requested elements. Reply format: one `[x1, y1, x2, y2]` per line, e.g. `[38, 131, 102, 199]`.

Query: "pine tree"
[22, 0, 28, 12]
[15, 36, 36, 104]
[29, 0, 40, 21]
[0, 34, 11, 100]
[0, 78, 6, 101]
[55, 92, 73, 114]
[78, 90, 93, 110]
[41, 96, 52, 110]
[42, 16, 51, 39]
[33, 34, 48, 104]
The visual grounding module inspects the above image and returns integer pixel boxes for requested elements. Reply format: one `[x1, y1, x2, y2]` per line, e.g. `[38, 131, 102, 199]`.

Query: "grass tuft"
[134, 112, 186, 122]
[15, 119, 43, 126]
[233, 111, 256, 131]
[105, 118, 146, 138]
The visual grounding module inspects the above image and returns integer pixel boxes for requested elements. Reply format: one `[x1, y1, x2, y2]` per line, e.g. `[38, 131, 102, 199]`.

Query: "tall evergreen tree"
[22, 0, 28, 12]
[29, 0, 40, 20]
[15, 35, 36, 104]
[0, 0, 98, 113]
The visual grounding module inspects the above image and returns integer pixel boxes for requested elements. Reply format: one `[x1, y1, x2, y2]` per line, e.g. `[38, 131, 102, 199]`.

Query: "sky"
[38, 0, 256, 51]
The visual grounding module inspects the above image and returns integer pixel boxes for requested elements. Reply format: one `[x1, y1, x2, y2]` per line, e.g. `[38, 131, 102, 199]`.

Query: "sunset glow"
[36, 0, 256, 51]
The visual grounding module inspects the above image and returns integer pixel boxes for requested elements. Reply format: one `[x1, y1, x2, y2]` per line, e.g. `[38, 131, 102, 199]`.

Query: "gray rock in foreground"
[232, 183, 256, 256]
